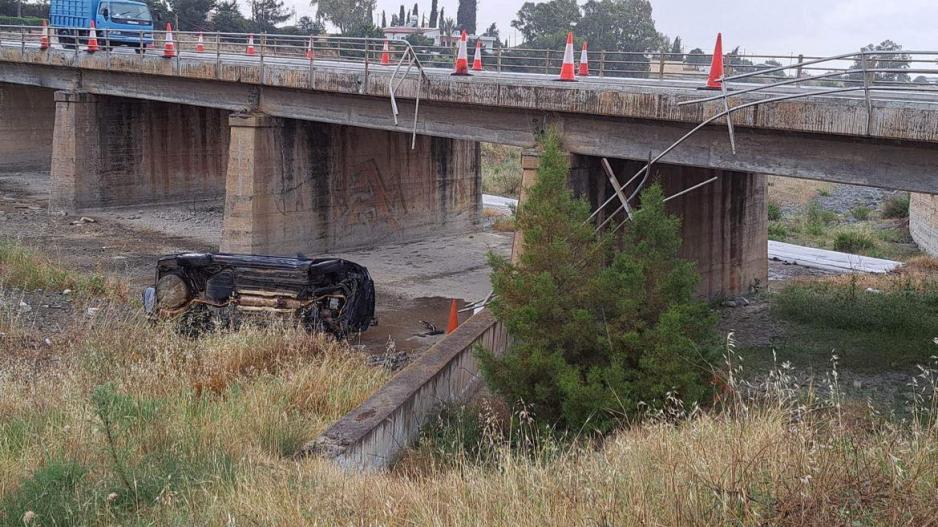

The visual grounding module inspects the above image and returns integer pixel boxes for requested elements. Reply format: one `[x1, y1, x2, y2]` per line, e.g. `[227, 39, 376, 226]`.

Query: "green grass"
[850, 205, 872, 221]
[481, 143, 522, 197]
[753, 276, 938, 373]
[767, 222, 788, 241]
[882, 194, 911, 219]
[767, 201, 782, 221]
[0, 238, 109, 296]
[832, 229, 877, 254]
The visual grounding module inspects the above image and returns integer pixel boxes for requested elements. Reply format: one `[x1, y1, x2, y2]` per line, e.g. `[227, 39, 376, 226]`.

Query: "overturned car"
[143, 253, 375, 337]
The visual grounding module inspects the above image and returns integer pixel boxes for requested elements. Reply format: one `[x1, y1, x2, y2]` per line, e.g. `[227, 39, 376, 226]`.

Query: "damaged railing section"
[589, 48, 938, 231]
[296, 309, 509, 471]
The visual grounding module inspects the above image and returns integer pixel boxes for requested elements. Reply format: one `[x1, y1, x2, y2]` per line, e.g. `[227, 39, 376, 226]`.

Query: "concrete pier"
[0, 83, 55, 171]
[221, 114, 481, 256]
[49, 91, 229, 213]
[571, 157, 768, 299]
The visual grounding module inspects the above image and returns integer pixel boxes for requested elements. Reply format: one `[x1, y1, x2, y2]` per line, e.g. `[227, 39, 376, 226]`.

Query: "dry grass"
[0, 238, 128, 300]
[768, 176, 834, 208]
[3, 244, 938, 525]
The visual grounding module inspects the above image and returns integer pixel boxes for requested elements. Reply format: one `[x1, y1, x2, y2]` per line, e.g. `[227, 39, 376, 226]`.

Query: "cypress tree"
[429, 0, 438, 28]
[478, 130, 719, 433]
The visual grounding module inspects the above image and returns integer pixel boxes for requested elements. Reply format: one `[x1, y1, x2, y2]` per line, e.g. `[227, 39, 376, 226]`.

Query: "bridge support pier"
[0, 83, 55, 172]
[513, 151, 766, 299]
[221, 114, 481, 256]
[573, 156, 768, 299]
[49, 91, 229, 213]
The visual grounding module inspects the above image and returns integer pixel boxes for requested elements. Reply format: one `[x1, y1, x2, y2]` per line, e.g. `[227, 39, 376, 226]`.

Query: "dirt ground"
[0, 170, 510, 356]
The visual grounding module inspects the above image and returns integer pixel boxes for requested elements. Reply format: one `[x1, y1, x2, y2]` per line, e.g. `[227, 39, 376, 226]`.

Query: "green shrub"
[832, 230, 876, 254]
[882, 194, 910, 219]
[0, 16, 44, 26]
[479, 131, 719, 434]
[767, 201, 782, 221]
[850, 206, 871, 221]
[802, 201, 836, 236]
[0, 459, 88, 526]
[767, 222, 788, 240]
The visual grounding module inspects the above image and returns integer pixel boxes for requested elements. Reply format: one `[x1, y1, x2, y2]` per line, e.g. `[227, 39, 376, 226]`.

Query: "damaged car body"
[143, 253, 375, 337]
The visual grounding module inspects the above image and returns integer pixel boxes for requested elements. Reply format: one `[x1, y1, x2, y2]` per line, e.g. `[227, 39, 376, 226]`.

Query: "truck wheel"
[57, 29, 76, 49]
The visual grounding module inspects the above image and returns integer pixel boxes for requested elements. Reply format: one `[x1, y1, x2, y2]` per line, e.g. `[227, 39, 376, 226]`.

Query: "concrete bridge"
[3, 30, 938, 298]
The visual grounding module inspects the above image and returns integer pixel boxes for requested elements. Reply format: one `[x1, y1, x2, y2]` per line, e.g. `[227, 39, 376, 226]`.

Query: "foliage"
[249, 0, 292, 31]
[850, 40, 911, 83]
[774, 272, 938, 369]
[767, 222, 788, 241]
[578, 0, 659, 52]
[0, 0, 46, 18]
[167, 0, 215, 30]
[686, 47, 708, 67]
[405, 33, 433, 47]
[0, 460, 87, 526]
[312, 0, 375, 33]
[802, 201, 836, 236]
[428, 0, 437, 28]
[850, 205, 871, 221]
[456, 0, 475, 34]
[767, 201, 781, 221]
[882, 193, 910, 219]
[511, 0, 580, 47]
[211, 0, 250, 33]
[296, 15, 324, 34]
[481, 143, 522, 197]
[832, 229, 876, 254]
[482, 21, 499, 46]
[0, 15, 42, 25]
[479, 131, 718, 433]
[670, 35, 681, 54]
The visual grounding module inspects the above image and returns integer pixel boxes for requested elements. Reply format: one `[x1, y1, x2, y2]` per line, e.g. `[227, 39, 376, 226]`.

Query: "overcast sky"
[280, 0, 938, 55]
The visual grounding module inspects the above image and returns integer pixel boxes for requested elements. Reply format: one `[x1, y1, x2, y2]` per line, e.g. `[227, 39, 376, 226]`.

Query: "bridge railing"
[4, 24, 938, 94]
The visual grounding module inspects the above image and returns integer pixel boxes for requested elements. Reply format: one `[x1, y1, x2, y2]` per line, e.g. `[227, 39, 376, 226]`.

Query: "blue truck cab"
[50, 0, 155, 50]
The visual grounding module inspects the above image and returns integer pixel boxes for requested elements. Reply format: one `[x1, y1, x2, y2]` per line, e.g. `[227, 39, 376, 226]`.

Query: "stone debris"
[367, 351, 410, 370]
[70, 216, 97, 225]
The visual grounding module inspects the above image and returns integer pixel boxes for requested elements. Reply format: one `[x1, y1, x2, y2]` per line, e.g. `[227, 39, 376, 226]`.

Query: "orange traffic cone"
[86, 21, 99, 53]
[558, 31, 576, 81]
[380, 39, 390, 65]
[471, 39, 482, 71]
[163, 23, 176, 58]
[39, 19, 49, 50]
[702, 32, 724, 90]
[452, 30, 470, 76]
[305, 36, 314, 60]
[578, 41, 589, 76]
[246, 33, 256, 56]
[195, 32, 205, 53]
[446, 299, 459, 334]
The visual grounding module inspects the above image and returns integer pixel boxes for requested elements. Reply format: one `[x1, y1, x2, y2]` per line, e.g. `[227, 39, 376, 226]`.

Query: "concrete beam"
[5, 65, 938, 193]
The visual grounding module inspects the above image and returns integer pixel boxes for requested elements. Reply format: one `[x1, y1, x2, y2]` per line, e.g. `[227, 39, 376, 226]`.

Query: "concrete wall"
[299, 309, 508, 470]
[0, 83, 55, 171]
[50, 91, 229, 212]
[910, 193, 938, 255]
[570, 156, 768, 299]
[222, 113, 481, 256]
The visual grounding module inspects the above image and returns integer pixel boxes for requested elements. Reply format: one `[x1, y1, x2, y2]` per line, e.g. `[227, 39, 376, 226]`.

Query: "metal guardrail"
[4, 24, 938, 91]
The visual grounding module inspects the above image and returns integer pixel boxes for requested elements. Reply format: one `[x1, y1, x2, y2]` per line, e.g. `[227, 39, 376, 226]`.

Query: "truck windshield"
[109, 3, 152, 22]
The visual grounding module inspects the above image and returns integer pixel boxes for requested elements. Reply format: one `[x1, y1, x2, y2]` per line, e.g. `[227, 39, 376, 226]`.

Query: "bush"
[767, 222, 788, 240]
[481, 144, 522, 197]
[882, 194, 910, 219]
[479, 131, 719, 434]
[850, 205, 871, 221]
[833, 230, 876, 254]
[802, 201, 836, 236]
[767, 201, 782, 221]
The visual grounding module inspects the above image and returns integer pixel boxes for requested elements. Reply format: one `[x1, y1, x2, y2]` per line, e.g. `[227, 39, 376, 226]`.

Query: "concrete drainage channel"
[297, 309, 509, 470]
